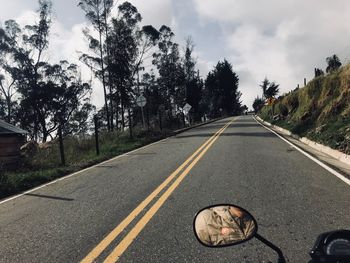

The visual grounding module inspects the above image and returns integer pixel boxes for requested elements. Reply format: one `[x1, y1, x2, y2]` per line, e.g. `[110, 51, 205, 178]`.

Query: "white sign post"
[183, 103, 192, 114]
[136, 95, 147, 129]
[183, 103, 192, 125]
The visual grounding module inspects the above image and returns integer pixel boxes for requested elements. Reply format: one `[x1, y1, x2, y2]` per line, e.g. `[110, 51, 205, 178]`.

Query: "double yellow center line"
[81, 119, 234, 263]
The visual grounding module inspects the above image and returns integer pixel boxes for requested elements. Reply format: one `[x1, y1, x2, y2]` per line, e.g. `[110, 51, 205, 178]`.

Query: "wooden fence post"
[94, 115, 100, 155]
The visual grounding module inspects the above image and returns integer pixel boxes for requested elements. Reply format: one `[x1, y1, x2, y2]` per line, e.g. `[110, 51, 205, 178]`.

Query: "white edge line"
[253, 116, 350, 186]
[0, 117, 229, 205]
[0, 137, 169, 205]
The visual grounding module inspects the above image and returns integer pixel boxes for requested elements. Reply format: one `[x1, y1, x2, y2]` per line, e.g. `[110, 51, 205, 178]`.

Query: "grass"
[0, 118, 220, 200]
[0, 128, 167, 199]
[258, 64, 350, 155]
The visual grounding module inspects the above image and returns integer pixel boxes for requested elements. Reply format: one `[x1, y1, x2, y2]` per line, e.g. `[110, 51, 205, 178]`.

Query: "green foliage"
[152, 25, 184, 111]
[0, 1, 93, 142]
[0, 128, 165, 199]
[326, 54, 342, 73]
[260, 77, 279, 99]
[259, 64, 350, 154]
[314, 68, 324, 77]
[203, 59, 241, 117]
[252, 97, 264, 113]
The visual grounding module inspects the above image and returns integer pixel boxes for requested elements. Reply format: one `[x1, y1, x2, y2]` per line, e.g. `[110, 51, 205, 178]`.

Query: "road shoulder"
[254, 115, 350, 181]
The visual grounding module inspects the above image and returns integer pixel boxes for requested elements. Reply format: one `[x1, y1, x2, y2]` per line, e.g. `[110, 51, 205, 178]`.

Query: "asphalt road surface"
[0, 116, 349, 262]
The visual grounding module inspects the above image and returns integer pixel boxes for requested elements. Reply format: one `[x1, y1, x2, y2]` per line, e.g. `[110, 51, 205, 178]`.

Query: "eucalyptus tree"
[182, 38, 203, 121]
[0, 96, 5, 119]
[141, 71, 161, 128]
[0, 21, 19, 123]
[153, 25, 184, 115]
[0, 0, 52, 140]
[0, 72, 17, 123]
[107, 1, 142, 129]
[133, 25, 160, 94]
[0, 0, 92, 141]
[78, 0, 113, 131]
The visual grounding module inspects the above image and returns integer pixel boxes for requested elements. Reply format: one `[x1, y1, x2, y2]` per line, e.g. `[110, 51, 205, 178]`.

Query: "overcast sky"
[2, 0, 350, 109]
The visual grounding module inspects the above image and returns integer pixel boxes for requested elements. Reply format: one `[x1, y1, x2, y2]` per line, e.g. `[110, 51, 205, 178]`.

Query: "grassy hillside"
[259, 64, 350, 154]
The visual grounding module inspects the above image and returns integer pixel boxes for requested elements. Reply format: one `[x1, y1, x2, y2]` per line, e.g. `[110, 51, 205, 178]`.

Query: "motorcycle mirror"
[193, 204, 258, 248]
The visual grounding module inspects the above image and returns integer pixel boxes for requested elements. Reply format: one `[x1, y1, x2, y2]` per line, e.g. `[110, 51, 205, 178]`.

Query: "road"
[0, 115, 349, 262]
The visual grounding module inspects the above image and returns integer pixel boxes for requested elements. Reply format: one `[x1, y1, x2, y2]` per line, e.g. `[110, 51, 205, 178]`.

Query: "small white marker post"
[183, 103, 192, 125]
[136, 95, 147, 129]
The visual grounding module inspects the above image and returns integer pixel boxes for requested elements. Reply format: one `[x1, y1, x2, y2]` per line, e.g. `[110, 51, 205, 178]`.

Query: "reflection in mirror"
[194, 205, 257, 247]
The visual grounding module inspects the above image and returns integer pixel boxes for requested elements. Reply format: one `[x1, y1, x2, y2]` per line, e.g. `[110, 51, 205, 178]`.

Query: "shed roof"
[0, 119, 28, 135]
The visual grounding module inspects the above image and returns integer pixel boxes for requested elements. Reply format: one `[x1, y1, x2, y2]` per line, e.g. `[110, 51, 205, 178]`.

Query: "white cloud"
[126, 0, 174, 29]
[193, 0, 350, 109]
[7, 0, 350, 110]
[0, 1, 36, 23]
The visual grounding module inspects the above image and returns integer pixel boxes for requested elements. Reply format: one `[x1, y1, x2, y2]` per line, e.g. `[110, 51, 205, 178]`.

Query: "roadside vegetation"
[255, 55, 350, 155]
[0, 0, 246, 199]
[0, 128, 165, 199]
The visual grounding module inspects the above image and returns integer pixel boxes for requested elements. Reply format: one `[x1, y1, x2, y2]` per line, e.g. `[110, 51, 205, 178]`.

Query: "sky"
[2, 0, 350, 110]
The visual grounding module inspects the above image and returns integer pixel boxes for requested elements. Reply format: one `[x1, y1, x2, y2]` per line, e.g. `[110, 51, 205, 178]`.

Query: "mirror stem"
[255, 234, 286, 263]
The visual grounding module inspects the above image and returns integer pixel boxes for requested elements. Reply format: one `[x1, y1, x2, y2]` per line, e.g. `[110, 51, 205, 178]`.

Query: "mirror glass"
[194, 204, 257, 247]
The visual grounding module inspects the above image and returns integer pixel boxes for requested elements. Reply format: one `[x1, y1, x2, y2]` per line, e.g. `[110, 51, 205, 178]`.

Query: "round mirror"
[193, 204, 257, 247]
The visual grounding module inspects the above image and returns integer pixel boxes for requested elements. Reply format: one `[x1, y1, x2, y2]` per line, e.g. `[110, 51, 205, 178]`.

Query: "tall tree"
[0, 72, 17, 123]
[0, 95, 6, 119]
[141, 71, 160, 128]
[0, 21, 19, 123]
[0, 0, 52, 140]
[0, 1, 92, 141]
[204, 59, 241, 117]
[252, 97, 264, 113]
[260, 77, 279, 99]
[78, 0, 113, 131]
[182, 38, 203, 121]
[107, 1, 142, 129]
[16, 61, 91, 141]
[133, 25, 159, 94]
[260, 77, 279, 116]
[153, 25, 184, 115]
[326, 54, 342, 73]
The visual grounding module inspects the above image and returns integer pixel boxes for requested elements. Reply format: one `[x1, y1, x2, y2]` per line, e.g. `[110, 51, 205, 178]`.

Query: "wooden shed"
[0, 120, 28, 169]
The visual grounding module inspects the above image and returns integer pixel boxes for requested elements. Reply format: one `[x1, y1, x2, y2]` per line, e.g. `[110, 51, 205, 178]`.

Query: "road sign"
[265, 97, 277, 106]
[136, 95, 147, 107]
[183, 103, 192, 113]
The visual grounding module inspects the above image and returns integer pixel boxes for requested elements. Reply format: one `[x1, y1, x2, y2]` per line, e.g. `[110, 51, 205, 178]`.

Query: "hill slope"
[259, 64, 350, 154]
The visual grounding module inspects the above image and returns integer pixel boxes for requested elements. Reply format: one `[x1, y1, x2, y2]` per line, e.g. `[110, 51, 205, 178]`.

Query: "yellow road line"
[103, 119, 233, 263]
[81, 120, 233, 263]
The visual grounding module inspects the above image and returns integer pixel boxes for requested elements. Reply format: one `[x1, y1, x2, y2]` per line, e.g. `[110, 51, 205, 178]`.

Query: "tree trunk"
[128, 108, 133, 139]
[146, 104, 150, 131]
[6, 97, 11, 123]
[42, 126, 48, 143]
[103, 0, 114, 131]
[121, 101, 125, 131]
[115, 99, 119, 131]
[97, 14, 110, 131]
